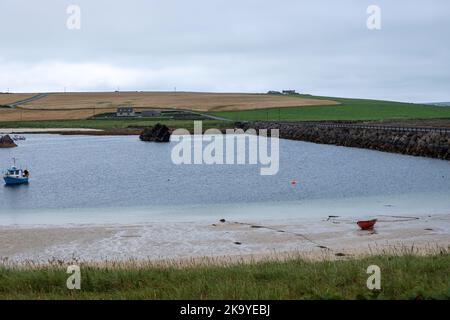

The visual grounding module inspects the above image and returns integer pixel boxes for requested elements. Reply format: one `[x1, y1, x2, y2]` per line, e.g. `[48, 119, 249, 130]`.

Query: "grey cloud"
[0, 0, 449, 102]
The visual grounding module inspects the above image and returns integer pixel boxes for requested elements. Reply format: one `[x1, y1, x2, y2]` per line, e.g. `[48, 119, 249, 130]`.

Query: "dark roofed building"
[142, 109, 162, 117]
[116, 106, 135, 117]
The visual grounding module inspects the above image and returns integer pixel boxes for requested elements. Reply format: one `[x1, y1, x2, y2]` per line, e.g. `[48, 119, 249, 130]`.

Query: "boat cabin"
[4, 166, 28, 178]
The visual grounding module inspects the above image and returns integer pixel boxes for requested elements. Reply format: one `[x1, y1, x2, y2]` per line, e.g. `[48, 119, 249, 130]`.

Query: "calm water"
[1, 134, 449, 225]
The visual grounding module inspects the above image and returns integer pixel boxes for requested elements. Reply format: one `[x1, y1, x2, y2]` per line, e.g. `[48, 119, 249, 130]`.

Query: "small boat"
[357, 219, 377, 230]
[3, 158, 29, 185]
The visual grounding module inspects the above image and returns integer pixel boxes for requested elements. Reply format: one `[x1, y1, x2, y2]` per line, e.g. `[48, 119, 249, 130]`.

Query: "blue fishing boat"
[3, 158, 29, 185]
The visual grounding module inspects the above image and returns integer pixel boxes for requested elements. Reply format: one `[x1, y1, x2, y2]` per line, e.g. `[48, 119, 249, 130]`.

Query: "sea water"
[0, 134, 449, 225]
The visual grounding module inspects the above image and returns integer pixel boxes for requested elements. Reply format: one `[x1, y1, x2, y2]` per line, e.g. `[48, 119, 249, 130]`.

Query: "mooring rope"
[326, 215, 421, 224]
[224, 214, 421, 256]
[230, 221, 336, 253]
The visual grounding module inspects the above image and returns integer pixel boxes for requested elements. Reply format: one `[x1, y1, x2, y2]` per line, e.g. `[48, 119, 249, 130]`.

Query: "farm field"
[4, 91, 336, 109]
[210, 96, 450, 121]
[0, 91, 338, 121]
[0, 108, 98, 122]
[1, 92, 450, 124]
[0, 93, 35, 106]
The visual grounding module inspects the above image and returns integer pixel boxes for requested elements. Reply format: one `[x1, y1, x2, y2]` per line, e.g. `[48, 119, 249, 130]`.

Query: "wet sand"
[0, 213, 448, 265]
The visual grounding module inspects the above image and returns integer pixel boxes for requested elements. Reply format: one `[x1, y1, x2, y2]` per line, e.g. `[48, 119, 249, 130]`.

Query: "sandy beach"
[1, 213, 448, 265]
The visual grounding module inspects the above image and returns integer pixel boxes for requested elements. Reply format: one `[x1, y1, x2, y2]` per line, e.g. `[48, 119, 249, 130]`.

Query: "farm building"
[142, 109, 162, 117]
[116, 106, 135, 117]
[282, 90, 297, 95]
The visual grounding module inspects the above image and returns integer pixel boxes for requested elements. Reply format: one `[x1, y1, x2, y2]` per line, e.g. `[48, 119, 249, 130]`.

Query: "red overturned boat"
[357, 219, 377, 230]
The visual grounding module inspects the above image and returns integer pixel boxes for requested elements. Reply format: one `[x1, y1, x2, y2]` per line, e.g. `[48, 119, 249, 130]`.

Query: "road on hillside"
[183, 110, 232, 121]
[7, 93, 48, 108]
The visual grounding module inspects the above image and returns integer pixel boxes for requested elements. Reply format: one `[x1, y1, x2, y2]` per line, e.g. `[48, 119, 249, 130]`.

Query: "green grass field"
[0, 254, 448, 299]
[0, 119, 230, 131]
[210, 96, 450, 121]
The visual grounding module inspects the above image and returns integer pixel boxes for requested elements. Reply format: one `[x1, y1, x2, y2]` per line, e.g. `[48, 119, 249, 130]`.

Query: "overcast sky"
[0, 0, 449, 102]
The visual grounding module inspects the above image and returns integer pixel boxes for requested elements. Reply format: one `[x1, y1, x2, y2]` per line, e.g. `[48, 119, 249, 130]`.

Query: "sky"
[0, 0, 449, 102]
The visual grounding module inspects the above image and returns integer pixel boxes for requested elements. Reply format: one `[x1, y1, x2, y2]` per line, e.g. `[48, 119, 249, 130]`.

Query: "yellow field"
[0, 93, 35, 105]
[0, 109, 97, 121]
[0, 91, 339, 121]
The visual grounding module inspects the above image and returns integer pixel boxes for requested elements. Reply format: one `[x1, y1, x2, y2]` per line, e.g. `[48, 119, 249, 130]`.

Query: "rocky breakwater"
[0, 135, 17, 148]
[139, 123, 171, 142]
[235, 121, 450, 160]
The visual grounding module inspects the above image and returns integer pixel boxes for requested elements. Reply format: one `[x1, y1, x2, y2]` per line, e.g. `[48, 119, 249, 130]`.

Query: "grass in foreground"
[210, 95, 450, 121]
[0, 254, 448, 299]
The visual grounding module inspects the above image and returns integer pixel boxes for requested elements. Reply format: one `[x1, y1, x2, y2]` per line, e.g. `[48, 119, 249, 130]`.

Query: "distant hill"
[211, 96, 450, 121]
[0, 91, 339, 121]
[2, 92, 450, 122]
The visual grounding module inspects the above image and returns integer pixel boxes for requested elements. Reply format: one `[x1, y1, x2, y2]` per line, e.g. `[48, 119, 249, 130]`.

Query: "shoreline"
[1, 213, 448, 265]
[0, 128, 141, 136]
[0, 127, 231, 136]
